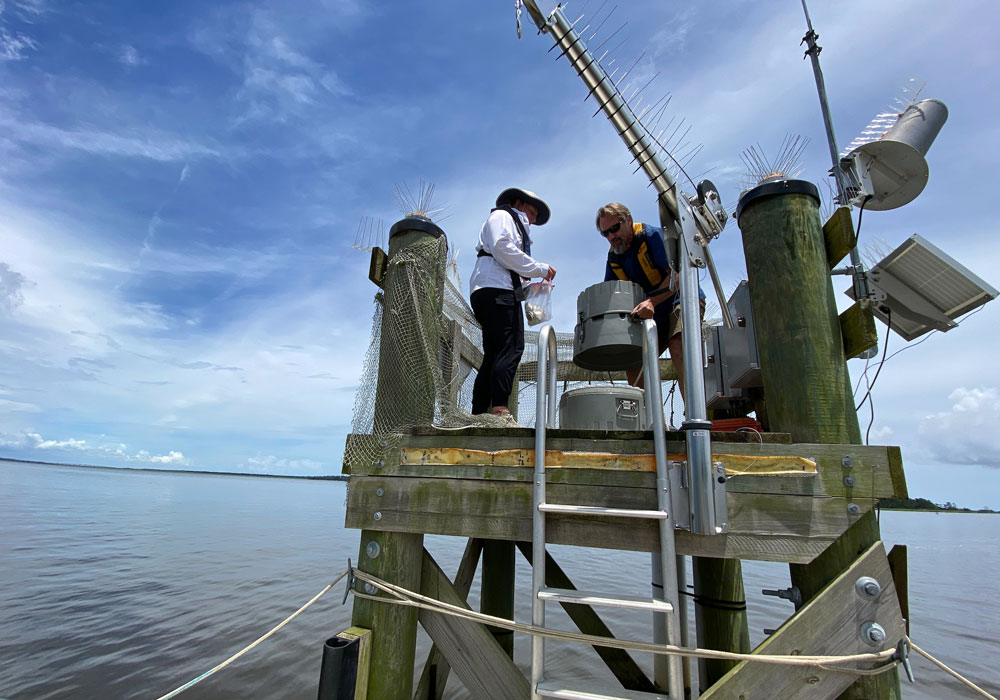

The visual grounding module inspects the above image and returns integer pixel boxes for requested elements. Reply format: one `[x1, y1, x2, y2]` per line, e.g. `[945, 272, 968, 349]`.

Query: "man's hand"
[544, 265, 557, 281]
[631, 298, 655, 320]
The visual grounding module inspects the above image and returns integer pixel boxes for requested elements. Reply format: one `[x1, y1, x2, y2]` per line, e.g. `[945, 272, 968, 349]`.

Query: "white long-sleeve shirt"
[469, 208, 550, 294]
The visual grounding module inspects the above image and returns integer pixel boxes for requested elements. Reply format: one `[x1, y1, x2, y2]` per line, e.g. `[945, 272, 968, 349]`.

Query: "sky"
[1, 0, 998, 506]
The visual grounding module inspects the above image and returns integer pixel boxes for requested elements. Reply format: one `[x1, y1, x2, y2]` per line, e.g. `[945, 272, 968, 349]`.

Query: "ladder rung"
[537, 587, 674, 614]
[536, 679, 673, 700]
[538, 503, 668, 519]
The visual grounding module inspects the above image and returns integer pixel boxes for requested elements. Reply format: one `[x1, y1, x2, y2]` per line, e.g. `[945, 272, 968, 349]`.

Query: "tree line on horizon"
[879, 496, 998, 513]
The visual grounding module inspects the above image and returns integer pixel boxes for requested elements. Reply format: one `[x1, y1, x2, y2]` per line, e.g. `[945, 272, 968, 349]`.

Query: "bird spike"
[739, 134, 811, 190]
[393, 179, 448, 221]
[352, 216, 387, 253]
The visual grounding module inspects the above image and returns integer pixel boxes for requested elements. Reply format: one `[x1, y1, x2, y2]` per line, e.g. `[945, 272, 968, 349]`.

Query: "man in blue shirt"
[597, 201, 705, 401]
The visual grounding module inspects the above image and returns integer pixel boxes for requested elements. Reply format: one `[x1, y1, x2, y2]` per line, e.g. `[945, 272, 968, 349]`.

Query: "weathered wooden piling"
[737, 180, 901, 699]
[352, 216, 446, 700]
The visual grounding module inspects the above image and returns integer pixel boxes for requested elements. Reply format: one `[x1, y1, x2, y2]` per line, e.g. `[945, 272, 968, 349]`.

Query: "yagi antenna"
[516, 0, 733, 341]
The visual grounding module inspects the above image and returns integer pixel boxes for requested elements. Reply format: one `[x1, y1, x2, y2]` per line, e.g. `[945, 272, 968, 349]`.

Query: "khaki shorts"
[660, 299, 707, 350]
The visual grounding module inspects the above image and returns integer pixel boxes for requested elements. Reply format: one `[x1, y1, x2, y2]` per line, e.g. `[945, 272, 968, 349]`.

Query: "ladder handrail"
[640, 319, 686, 700]
[532, 324, 558, 699]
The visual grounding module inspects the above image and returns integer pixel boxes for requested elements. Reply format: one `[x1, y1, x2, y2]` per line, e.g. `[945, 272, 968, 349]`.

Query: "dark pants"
[470, 288, 524, 414]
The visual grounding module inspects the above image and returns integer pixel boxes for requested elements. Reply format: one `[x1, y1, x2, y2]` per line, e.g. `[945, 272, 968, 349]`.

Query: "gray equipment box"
[559, 386, 647, 431]
[573, 280, 647, 371]
[723, 280, 762, 389]
[704, 326, 746, 410]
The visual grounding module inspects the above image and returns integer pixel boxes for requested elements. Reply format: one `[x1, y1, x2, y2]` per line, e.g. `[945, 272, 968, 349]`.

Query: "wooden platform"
[343, 427, 907, 564]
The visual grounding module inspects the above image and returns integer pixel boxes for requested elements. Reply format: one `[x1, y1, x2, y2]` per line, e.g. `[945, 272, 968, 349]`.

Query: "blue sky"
[1, 1, 998, 507]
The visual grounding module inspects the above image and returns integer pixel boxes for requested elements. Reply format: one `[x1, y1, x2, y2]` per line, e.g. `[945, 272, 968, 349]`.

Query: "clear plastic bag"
[523, 280, 554, 326]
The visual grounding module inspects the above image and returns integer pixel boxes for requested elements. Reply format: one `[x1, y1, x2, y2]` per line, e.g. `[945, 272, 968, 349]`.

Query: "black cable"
[858, 307, 890, 444]
[856, 194, 872, 243]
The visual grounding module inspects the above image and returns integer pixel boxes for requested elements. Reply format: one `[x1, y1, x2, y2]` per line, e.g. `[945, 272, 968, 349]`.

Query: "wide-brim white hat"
[496, 187, 550, 226]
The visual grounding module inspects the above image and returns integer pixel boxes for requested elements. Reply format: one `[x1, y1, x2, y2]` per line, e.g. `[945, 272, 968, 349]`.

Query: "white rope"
[153, 570, 348, 700]
[909, 639, 999, 700]
[352, 569, 895, 671]
[150, 566, 999, 700]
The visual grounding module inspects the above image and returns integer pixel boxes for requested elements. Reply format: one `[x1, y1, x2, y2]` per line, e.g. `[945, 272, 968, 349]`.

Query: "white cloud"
[0, 398, 40, 412]
[918, 387, 1000, 467]
[0, 429, 189, 466]
[0, 113, 220, 162]
[0, 261, 28, 312]
[245, 453, 325, 474]
[119, 44, 143, 66]
[0, 26, 35, 60]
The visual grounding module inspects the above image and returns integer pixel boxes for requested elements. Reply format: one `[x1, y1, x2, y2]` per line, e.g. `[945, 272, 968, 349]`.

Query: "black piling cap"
[735, 179, 820, 221]
[389, 215, 445, 240]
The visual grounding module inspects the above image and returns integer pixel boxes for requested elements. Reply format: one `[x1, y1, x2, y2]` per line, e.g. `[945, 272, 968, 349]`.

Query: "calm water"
[2, 459, 997, 699]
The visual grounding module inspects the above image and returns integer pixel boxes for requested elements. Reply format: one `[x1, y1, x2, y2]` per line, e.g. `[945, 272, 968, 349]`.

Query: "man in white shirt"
[469, 187, 557, 425]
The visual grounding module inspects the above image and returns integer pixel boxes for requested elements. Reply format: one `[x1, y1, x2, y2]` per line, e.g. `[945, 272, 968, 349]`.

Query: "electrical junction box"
[704, 325, 745, 410]
[723, 280, 762, 389]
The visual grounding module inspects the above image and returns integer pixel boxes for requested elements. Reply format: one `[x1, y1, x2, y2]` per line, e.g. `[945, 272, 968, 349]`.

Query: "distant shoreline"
[0, 456, 348, 481]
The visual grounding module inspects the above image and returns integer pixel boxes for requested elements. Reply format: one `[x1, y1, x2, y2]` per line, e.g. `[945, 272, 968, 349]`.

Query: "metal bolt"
[365, 541, 381, 559]
[373, 511, 382, 521]
[364, 582, 377, 595]
[842, 456, 853, 468]
[856, 576, 881, 599]
[717, 476, 726, 484]
[861, 622, 887, 645]
[376, 487, 384, 496]
[847, 503, 861, 515]
[374, 459, 384, 470]
[844, 476, 856, 487]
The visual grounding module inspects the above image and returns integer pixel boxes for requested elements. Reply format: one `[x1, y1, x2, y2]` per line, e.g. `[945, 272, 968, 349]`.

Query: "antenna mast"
[800, 0, 875, 313]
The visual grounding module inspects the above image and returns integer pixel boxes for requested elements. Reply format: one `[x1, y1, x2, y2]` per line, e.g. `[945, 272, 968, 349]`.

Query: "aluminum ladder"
[531, 322, 685, 700]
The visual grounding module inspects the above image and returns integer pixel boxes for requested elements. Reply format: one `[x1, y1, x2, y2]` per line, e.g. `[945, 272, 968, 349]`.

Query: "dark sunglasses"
[600, 221, 622, 237]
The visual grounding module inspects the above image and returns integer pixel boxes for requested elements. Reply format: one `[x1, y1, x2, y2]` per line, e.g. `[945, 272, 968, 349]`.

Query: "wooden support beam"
[347, 474, 875, 564]
[887, 544, 909, 636]
[369, 246, 387, 288]
[414, 539, 483, 700]
[823, 206, 857, 269]
[334, 627, 372, 700]
[417, 548, 531, 700]
[345, 433, 905, 501]
[481, 540, 515, 657]
[515, 541, 658, 693]
[840, 299, 878, 360]
[699, 541, 905, 700]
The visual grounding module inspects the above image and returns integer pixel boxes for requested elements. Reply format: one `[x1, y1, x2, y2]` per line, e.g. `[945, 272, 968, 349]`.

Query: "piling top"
[389, 215, 445, 240]
[735, 179, 820, 221]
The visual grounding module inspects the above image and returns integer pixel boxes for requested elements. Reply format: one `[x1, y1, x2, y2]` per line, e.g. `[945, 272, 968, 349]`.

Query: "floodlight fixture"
[847, 234, 998, 341]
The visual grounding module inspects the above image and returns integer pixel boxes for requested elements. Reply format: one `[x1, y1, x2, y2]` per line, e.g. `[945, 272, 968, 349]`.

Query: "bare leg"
[667, 333, 685, 403]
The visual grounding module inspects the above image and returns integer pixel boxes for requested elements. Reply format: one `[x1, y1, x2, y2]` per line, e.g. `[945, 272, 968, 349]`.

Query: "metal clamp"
[894, 638, 915, 682]
[342, 558, 356, 605]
